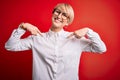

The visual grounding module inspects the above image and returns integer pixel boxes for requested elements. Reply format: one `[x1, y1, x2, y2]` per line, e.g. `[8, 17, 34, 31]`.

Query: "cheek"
[51, 14, 55, 19]
[52, 14, 57, 19]
[62, 20, 68, 25]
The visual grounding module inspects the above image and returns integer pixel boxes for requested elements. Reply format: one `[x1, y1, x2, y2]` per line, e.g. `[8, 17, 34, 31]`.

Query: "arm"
[82, 28, 107, 53]
[5, 25, 33, 51]
[68, 28, 107, 53]
[5, 23, 42, 51]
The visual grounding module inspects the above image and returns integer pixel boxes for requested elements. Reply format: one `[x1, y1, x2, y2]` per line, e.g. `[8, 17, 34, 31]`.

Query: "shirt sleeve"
[5, 26, 33, 51]
[81, 28, 107, 53]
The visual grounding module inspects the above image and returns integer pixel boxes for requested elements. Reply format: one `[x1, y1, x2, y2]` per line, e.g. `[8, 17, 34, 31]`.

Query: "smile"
[54, 17, 63, 23]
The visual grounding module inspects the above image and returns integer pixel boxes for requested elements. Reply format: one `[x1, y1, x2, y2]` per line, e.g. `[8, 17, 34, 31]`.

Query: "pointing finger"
[36, 28, 43, 36]
[37, 30, 43, 37]
[67, 33, 74, 38]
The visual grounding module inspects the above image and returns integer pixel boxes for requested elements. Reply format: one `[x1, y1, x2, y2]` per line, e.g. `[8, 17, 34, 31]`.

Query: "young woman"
[5, 3, 106, 80]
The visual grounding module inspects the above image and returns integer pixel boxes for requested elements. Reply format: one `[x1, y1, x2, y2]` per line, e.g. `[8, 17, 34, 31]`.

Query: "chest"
[33, 36, 81, 59]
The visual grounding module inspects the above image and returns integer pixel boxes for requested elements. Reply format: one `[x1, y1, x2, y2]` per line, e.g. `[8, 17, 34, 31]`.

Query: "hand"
[67, 28, 89, 39]
[20, 22, 43, 36]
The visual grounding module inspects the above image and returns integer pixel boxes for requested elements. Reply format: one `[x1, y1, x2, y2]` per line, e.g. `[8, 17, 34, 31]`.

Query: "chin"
[52, 22, 61, 28]
[52, 18, 64, 28]
[53, 24, 61, 28]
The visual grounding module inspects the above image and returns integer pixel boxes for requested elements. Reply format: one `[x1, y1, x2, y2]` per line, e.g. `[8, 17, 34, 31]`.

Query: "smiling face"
[52, 6, 69, 28]
[51, 3, 74, 32]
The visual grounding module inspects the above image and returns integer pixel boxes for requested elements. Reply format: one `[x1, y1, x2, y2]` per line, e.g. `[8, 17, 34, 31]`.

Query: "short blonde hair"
[53, 3, 74, 25]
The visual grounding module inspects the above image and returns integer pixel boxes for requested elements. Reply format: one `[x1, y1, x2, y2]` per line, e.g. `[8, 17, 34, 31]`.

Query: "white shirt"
[5, 27, 106, 80]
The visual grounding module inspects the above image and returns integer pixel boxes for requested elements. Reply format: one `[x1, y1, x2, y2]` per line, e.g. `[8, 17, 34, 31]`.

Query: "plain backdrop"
[0, 0, 120, 80]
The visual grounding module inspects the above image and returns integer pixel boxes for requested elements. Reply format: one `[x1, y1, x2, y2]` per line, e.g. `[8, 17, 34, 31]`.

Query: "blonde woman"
[5, 3, 106, 80]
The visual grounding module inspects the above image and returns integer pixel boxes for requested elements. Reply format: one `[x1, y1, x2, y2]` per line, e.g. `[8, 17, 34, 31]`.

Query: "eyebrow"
[55, 8, 68, 14]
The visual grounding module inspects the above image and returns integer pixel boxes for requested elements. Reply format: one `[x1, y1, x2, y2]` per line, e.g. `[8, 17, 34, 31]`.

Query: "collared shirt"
[5, 27, 106, 80]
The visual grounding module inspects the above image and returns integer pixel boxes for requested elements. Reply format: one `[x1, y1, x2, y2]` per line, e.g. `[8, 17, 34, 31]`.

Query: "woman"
[5, 3, 106, 80]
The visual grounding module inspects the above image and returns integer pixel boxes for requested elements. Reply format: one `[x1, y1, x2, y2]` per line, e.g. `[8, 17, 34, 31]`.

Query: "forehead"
[55, 5, 68, 13]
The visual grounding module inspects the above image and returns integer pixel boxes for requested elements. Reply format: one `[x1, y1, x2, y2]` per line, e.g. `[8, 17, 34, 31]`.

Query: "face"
[52, 6, 69, 28]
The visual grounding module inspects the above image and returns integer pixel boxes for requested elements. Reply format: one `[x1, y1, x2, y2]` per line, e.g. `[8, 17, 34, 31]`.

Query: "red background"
[0, 0, 120, 80]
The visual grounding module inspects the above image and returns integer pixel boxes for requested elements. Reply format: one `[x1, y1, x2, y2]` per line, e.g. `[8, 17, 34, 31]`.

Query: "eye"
[55, 10, 61, 14]
[62, 13, 68, 18]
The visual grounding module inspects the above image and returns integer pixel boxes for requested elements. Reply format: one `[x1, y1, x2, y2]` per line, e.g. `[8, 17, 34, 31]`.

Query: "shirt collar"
[48, 29, 65, 37]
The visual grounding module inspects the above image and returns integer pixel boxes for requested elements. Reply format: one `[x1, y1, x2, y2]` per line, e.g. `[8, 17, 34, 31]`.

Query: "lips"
[54, 17, 62, 23]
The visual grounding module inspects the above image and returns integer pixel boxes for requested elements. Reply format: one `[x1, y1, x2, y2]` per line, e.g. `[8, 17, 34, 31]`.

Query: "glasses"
[53, 9, 69, 20]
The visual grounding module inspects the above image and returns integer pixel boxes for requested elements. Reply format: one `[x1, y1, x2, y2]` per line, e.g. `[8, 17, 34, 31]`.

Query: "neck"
[50, 26, 63, 32]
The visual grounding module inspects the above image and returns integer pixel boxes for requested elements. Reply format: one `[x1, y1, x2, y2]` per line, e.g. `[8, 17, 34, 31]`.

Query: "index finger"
[67, 33, 74, 38]
[36, 28, 43, 37]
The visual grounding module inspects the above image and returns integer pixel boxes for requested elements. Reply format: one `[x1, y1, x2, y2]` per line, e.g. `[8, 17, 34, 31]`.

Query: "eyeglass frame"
[52, 8, 70, 20]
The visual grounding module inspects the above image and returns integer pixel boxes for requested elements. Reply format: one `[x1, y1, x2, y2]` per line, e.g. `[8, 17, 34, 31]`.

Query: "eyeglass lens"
[54, 9, 69, 19]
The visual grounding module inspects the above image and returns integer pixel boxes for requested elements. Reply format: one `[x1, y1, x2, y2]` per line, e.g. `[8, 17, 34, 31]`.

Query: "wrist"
[86, 27, 89, 30]
[19, 22, 26, 30]
[84, 27, 89, 34]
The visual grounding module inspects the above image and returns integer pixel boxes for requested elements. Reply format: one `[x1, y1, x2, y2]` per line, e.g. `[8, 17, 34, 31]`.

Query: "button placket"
[53, 33, 59, 79]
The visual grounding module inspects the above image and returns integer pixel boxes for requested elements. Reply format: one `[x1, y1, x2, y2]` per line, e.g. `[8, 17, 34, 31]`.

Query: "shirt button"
[53, 73, 57, 79]
[54, 65, 57, 70]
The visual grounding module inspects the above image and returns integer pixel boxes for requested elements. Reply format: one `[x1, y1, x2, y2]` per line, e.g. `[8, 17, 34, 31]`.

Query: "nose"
[57, 13, 62, 18]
